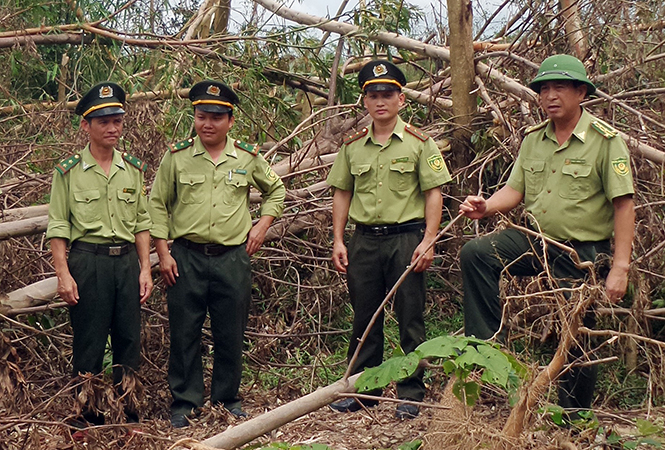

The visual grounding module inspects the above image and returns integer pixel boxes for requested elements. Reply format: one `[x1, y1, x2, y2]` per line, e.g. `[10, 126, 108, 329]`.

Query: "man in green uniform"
[459, 55, 635, 417]
[47, 82, 153, 425]
[149, 80, 286, 428]
[327, 60, 452, 419]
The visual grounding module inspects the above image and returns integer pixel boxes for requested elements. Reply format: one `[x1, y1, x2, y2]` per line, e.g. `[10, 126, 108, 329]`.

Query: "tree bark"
[560, 0, 589, 60]
[446, 0, 477, 172]
[0, 216, 48, 240]
[199, 373, 361, 449]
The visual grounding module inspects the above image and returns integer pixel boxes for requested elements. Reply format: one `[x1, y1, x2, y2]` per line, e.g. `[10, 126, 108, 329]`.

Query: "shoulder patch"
[404, 123, 429, 142]
[591, 120, 618, 139]
[343, 128, 369, 145]
[234, 140, 259, 156]
[55, 154, 81, 175]
[525, 120, 549, 135]
[122, 152, 148, 172]
[169, 138, 194, 153]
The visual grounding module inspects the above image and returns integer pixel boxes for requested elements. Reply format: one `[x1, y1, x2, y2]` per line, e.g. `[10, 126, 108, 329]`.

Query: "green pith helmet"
[529, 54, 596, 95]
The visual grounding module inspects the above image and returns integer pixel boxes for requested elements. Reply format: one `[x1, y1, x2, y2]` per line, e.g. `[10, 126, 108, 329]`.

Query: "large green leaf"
[477, 345, 512, 388]
[415, 335, 465, 359]
[355, 353, 421, 392]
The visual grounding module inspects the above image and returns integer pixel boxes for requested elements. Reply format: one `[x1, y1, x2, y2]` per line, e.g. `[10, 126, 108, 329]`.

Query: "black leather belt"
[355, 221, 425, 236]
[71, 241, 133, 256]
[175, 238, 238, 256]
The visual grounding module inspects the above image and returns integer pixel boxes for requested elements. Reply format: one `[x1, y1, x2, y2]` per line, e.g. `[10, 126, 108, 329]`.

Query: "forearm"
[612, 195, 635, 271]
[484, 185, 524, 217]
[422, 187, 443, 241]
[134, 230, 152, 270]
[332, 189, 352, 243]
[155, 238, 170, 259]
[51, 238, 70, 277]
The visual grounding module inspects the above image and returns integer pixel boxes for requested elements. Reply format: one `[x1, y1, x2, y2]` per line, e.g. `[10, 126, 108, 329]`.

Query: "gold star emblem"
[206, 85, 221, 96]
[99, 86, 113, 98]
[373, 64, 388, 77]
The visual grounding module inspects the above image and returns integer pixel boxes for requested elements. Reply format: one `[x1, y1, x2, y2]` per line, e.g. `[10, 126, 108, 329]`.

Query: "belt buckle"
[109, 246, 122, 256]
[203, 245, 215, 256]
[379, 226, 389, 236]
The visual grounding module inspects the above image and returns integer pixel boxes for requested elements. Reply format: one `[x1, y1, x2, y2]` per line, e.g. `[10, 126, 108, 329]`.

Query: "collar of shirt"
[192, 135, 239, 165]
[79, 145, 126, 176]
[542, 108, 593, 151]
[363, 116, 407, 146]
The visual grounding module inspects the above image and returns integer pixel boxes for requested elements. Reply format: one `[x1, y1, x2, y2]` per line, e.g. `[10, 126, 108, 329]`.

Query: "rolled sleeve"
[148, 151, 174, 240]
[253, 155, 286, 218]
[326, 145, 354, 191]
[46, 171, 71, 241]
[418, 138, 452, 191]
[133, 173, 152, 234]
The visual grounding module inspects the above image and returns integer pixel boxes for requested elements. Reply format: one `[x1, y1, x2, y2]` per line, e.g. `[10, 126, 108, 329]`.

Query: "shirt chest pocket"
[73, 189, 102, 223]
[559, 164, 593, 200]
[178, 173, 206, 204]
[116, 189, 137, 221]
[389, 161, 416, 192]
[350, 164, 372, 193]
[223, 173, 249, 205]
[522, 159, 545, 194]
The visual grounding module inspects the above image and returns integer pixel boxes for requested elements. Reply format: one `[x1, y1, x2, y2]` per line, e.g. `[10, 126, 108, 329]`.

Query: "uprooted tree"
[2, 0, 665, 448]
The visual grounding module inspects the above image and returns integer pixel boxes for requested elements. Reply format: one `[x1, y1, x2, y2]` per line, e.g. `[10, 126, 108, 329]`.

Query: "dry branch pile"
[1, 0, 665, 449]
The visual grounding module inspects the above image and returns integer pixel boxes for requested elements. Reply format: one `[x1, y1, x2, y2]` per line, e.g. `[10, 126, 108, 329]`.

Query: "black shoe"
[225, 406, 248, 419]
[125, 411, 139, 424]
[170, 413, 189, 429]
[329, 397, 378, 413]
[395, 403, 419, 419]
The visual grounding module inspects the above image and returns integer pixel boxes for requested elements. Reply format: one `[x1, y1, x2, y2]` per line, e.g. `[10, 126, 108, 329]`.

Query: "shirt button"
[111, 213, 114, 217]
[552, 169, 556, 173]
[212, 223, 215, 227]
[542, 210, 547, 214]
[378, 214, 382, 219]
[379, 165, 384, 169]
[213, 204, 216, 208]
[378, 182, 383, 187]
[378, 199, 382, 203]
[547, 189, 551, 193]
[214, 185, 218, 189]
[108, 198, 112, 201]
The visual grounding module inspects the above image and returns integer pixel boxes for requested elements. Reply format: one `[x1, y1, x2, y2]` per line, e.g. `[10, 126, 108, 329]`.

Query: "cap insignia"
[206, 85, 221, 96]
[99, 85, 113, 98]
[373, 64, 388, 77]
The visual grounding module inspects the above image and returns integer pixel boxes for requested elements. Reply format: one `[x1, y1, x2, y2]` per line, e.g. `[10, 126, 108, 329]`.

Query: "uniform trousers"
[68, 243, 141, 385]
[460, 227, 611, 410]
[167, 240, 251, 415]
[346, 227, 426, 401]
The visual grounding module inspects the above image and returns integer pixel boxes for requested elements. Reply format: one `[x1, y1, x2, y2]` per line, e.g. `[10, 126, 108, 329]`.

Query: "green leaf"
[452, 378, 480, 406]
[477, 345, 511, 387]
[637, 437, 663, 447]
[606, 431, 622, 444]
[637, 418, 662, 436]
[398, 440, 422, 450]
[415, 335, 466, 359]
[355, 353, 421, 393]
[623, 441, 637, 449]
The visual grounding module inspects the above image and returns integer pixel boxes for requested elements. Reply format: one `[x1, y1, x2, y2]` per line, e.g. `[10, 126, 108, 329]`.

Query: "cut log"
[200, 373, 361, 449]
[1, 205, 49, 222]
[0, 216, 48, 240]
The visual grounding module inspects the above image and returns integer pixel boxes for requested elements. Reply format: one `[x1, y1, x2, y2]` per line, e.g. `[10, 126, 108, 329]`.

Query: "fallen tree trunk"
[1, 205, 49, 222]
[0, 216, 48, 240]
[199, 373, 361, 449]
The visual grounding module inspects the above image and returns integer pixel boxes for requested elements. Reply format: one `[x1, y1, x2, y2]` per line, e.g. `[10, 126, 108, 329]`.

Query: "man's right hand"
[332, 241, 349, 273]
[459, 195, 488, 220]
[159, 253, 179, 287]
[57, 273, 79, 305]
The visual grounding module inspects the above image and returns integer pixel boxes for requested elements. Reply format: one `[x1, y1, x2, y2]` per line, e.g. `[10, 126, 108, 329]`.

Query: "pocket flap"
[562, 164, 592, 178]
[225, 175, 248, 188]
[350, 164, 371, 176]
[389, 161, 415, 173]
[522, 159, 545, 174]
[73, 189, 101, 203]
[179, 173, 206, 185]
[117, 190, 136, 203]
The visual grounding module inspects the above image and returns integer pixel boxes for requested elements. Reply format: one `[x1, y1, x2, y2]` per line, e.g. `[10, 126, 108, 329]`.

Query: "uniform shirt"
[149, 135, 285, 245]
[507, 109, 634, 242]
[326, 117, 451, 225]
[46, 145, 151, 244]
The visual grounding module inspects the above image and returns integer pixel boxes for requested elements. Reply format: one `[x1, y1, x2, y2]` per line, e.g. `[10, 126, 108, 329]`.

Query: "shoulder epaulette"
[122, 152, 148, 172]
[234, 139, 259, 156]
[169, 138, 194, 153]
[343, 128, 369, 145]
[55, 154, 81, 175]
[404, 123, 429, 142]
[591, 119, 618, 139]
[525, 120, 549, 135]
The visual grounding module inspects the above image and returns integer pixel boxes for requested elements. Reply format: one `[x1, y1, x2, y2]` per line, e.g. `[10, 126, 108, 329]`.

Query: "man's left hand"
[411, 240, 434, 273]
[246, 222, 269, 256]
[605, 266, 629, 303]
